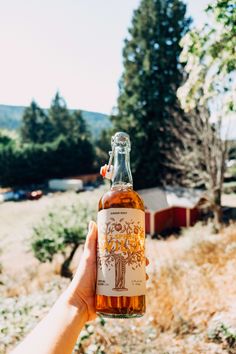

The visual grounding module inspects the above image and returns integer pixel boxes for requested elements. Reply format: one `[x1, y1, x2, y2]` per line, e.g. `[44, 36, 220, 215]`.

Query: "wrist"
[60, 289, 89, 323]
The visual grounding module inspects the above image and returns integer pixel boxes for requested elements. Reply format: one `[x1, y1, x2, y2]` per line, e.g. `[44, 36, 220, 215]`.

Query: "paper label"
[96, 208, 146, 296]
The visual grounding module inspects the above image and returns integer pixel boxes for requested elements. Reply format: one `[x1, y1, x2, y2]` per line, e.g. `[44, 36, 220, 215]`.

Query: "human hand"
[64, 221, 97, 322]
[63, 220, 149, 322]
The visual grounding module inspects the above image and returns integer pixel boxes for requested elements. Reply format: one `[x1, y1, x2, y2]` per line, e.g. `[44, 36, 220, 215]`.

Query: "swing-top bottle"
[96, 132, 146, 318]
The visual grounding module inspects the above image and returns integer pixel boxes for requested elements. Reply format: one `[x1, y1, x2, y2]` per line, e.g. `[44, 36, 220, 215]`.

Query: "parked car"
[27, 190, 43, 200]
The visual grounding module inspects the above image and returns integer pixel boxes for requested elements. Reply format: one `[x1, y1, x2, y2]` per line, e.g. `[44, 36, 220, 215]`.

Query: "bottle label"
[96, 208, 146, 297]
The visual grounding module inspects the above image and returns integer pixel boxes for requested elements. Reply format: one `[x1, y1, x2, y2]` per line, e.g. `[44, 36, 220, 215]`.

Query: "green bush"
[0, 135, 96, 187]
[223, 182, 236, 194]
[209, 323, 236, 349]
[31, 202, 96, 277]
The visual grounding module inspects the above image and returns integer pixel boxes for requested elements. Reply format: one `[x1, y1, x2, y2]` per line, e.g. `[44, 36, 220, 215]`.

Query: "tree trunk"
[60, 244, 79, 278]
[212, 188, 222, 232]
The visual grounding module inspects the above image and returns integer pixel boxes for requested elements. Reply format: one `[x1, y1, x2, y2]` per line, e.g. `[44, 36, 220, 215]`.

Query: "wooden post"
[186, 208, 190, 227]
[150, 211, 155, 236]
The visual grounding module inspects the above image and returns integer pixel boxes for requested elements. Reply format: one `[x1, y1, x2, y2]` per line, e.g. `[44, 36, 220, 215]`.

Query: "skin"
[11, 221, 149, 354]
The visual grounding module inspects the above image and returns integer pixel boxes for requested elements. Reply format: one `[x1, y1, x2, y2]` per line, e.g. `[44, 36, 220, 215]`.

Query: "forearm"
[11, 292, 88, 354]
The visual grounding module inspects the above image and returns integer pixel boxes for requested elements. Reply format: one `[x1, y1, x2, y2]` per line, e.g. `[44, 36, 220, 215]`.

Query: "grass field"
[1, 188, 236, 354]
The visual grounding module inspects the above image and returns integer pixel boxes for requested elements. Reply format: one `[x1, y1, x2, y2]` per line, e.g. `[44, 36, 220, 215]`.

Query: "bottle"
[96, 132, 146, 318]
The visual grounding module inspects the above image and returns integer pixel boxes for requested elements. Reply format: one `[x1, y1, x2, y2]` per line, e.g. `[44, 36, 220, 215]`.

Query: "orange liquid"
[96, 186, 146, 318]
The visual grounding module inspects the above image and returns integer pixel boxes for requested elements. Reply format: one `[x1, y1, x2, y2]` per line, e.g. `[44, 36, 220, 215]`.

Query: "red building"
[138, 187, 205, 236]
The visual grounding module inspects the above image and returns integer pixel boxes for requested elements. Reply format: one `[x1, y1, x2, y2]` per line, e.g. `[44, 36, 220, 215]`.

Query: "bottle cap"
[112, 132, 131, 151]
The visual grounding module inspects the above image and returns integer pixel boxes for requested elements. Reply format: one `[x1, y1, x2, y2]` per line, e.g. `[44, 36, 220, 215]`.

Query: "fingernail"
[88, 221, 94, 232]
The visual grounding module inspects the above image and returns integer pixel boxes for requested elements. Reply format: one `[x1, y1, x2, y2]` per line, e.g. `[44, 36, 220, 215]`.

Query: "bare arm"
[11, 221, 97, 354]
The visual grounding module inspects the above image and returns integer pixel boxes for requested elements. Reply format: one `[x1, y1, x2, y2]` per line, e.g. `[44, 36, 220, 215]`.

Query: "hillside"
[0, 104, 111, 138]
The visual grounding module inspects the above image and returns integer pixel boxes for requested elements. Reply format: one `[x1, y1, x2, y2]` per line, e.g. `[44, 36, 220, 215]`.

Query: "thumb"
[84, 221, 97, 255]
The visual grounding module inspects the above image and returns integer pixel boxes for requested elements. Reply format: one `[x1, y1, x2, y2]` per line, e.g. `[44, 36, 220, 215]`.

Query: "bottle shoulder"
[98, 188, 145, 211]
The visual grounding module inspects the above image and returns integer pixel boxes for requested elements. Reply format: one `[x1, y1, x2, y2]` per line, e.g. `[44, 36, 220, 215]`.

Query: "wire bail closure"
[100, 144, 115, 180]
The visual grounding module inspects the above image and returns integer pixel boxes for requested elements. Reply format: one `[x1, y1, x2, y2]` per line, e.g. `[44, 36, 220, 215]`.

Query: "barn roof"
[138, 186, 204, 212]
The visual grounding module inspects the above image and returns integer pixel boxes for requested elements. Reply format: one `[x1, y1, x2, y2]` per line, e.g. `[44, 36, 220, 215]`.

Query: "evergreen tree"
[48, 92, 71, 140]
[95, 128, 113, 166]
[20, 101, 52, 143]
[69, 110, 90, 141]
[113, 0, 191, 189]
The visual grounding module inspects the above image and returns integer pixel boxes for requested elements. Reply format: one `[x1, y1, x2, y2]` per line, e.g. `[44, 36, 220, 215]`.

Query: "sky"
[0, 0, 210, 114]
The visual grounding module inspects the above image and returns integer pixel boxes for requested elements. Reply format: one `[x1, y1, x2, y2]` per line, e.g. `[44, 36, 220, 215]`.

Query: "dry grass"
[77, 222, 236, 354]
[147, 223, 236, 332]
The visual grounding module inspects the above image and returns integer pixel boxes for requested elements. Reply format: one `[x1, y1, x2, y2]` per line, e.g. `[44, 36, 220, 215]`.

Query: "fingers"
[84, 221, 97, 254]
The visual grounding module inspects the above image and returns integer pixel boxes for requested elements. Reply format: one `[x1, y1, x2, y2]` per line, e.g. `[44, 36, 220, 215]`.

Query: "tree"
[98, 217, 145, 291]
[69, 110, 90, 141]
[0, 130, 14, 146]
[32, 203, 96, 277]
[178, 0, 236, 114]
[47, 92, 71, 141]
[20, 101, 52, 143]
[166, 106, 227, 230]
[176, 0, 236, 228]
[112, 0, 191, 189]
[95, 128, 113, 167]
[48, 92, 90, 142]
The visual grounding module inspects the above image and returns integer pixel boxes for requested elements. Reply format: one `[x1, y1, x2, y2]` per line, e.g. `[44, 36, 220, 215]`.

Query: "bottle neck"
[111, 147, 133, 189]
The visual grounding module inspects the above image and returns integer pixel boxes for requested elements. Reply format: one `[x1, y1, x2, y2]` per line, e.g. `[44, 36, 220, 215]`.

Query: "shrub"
[209, 323, 236, 349]
[31, 202, 96, 277]
[0, 135, 96, 187]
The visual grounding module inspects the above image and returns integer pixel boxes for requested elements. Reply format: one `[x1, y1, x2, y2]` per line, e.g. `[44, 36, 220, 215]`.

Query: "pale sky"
[0, 0, 210, 114]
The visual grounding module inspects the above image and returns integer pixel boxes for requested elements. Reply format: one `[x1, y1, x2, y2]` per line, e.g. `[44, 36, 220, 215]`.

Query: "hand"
[65, 221, 98, 322]
[64, 220, 149, 321]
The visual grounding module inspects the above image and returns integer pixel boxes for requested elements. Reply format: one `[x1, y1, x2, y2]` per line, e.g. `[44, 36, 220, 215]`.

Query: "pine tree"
[69, 110, 90, 141]
[48, 92, 71, 141]
[21, 101, 52, 143]
[113, 0, 191, 189]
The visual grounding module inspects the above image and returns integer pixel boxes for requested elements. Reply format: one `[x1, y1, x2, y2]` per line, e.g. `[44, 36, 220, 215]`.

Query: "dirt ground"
[0, 186, 107, 276]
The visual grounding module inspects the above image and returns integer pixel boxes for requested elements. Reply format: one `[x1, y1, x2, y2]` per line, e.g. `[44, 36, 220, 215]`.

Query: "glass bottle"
[96, 132, 146, 318]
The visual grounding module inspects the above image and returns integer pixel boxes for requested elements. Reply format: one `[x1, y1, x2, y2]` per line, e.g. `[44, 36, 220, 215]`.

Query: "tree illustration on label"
[97, 216, 145, 292]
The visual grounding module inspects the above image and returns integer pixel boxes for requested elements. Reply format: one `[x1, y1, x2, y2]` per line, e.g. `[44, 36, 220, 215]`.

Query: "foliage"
[47, 92, 90, 142]
[112, 0, 191, 189]
[228, 141, 236, 160]
[178, 0, 236, 117]
[20, 93, 90, 144]
[0, 135, 95, 186]
[20, 101, 52, 144]
[223, 181, 236, 194]
[31, 202, 96, 276]
[0, 93, 95, 187]
[0, 131, 14, 146]
[95, 128, 113, 166]
[209, 323, 236, 349]
[175, 0, 236, 228]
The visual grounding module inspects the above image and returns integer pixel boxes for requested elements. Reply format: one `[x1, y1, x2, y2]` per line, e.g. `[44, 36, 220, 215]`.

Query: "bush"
[223, 182, 236, 194]
[31, 202, 96, 277]
[0, 135, 96, 187]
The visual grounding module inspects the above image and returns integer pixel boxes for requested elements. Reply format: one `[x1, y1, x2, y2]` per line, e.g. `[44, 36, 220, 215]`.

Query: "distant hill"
[0, 104, 111, 138]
